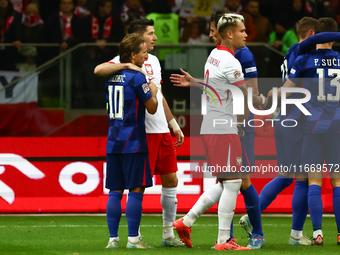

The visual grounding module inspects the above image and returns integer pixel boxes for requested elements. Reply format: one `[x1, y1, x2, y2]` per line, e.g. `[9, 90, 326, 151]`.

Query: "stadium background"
[1, 0, 339, 215]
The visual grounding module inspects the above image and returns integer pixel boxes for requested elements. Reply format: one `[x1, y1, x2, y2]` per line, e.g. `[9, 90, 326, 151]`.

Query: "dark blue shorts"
[302, 133, 340, 171]
[106, 153, 153, 190]
[275, 120, 304, 171]
[240, 132, 255, 172]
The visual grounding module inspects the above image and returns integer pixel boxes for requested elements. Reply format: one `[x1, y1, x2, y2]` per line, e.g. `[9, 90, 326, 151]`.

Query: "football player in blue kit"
[259, 17, 340, 245]
[104, 33, 158, 249]
[267, 17, 340, 246]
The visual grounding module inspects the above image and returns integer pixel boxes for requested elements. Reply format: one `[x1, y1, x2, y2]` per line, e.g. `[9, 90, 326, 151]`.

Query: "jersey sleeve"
[288, 55, 306, 86]
[133, 72, 152, 103]
[109, 56, 119, 64]
[223, 58, 245, 86]
[298, 32, 340, 55]
[235, 49, 258, 80]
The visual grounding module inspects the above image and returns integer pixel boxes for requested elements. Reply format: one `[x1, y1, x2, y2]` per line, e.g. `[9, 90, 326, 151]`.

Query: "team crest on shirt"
[234, 71, 241, 79]
[142, 83, 150, 94]
[145, 64, 153, 75]
[236, 157, 242, 166]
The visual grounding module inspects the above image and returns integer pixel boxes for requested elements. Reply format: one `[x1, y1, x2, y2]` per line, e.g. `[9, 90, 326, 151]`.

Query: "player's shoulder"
[145, 53, 160, 65]
[109, 55, 120, 63]
[285, 43, 300, 59]
[235, 46, 254, 61]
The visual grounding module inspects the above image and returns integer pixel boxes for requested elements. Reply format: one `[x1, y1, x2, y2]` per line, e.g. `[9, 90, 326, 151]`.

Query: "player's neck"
[220, 40, 235, 53]
[316, 42, 333, 50]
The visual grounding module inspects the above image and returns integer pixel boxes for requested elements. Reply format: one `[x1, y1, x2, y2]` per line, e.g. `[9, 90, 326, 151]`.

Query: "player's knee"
[162, 175, 178, 187]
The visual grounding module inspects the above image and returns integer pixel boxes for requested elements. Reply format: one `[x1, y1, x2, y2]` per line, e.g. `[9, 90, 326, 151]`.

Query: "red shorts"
[202, 134, 242, 176]
[147, 133, 178, 175]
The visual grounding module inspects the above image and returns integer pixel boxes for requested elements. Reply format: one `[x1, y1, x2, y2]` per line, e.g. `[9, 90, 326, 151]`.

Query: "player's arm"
[245, 78, 259, 96]
[267, 78, 297, 100]
[237, 83, 265, 122]
[144, 80, 158, 114]
[162, 93, 184, 147]
[298, 32, 340, 55]
[170, 68, 204, 88]
[94, 62, 143, 76]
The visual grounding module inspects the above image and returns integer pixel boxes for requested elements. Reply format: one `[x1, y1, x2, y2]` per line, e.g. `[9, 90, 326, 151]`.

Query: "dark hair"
[295, 17, 317, 40]
[209, 9, 228, 26]
[128, 19, 154, 35]
[119, 33, 145, 63]
[98, 0, 111, 7]
[315, 17, 338, 34]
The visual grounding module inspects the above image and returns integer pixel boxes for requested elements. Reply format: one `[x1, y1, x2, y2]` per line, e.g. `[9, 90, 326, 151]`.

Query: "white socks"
[109, 237, 119, 243]
[161, 187, 177, 239]
[291, 229, 303, 239]
[128, 236, 139, 243]
[313, 230, 323, 239]
[183, 183, 223, 228]
[217, 179, 242, 245]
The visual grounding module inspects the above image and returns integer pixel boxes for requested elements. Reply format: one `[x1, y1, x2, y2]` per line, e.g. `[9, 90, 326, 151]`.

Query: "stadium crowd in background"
[0, 0, 340, 72]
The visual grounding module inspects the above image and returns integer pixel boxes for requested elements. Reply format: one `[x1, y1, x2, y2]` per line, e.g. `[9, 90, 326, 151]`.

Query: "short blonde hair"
[217, 13, 244, 34]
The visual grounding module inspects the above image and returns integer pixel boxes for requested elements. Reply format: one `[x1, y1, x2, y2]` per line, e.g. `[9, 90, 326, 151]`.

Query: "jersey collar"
[217, 45, 234, 57]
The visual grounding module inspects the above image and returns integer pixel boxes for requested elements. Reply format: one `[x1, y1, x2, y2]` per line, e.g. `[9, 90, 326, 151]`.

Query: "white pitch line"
[0, 223, 292, 228]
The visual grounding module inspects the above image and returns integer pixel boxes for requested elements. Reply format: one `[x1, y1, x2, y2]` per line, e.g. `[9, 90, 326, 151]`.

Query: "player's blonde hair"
[217, 13, 244, 34]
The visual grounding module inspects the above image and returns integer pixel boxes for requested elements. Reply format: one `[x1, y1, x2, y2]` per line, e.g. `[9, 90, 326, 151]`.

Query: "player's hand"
[170, 68, 192, 87]
[126, 63, 145, 75]
[174, 130, 184, 147]
[267, 90, 273, 100]
[237, 125, 245, 137]
[149, 80, 158, 97]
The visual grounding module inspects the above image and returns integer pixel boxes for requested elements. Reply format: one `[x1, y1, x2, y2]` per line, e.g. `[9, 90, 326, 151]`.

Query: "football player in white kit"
[171, 13, 266, 250]
[94, 19, 185, 248]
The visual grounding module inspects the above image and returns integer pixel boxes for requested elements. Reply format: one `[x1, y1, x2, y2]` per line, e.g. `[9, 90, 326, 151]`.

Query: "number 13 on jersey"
[317, 68, 340, 102]
[108, 85, 124, 120]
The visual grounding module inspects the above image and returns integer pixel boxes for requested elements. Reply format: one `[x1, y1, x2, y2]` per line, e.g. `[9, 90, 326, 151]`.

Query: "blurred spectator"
[120, 0, 145, 23]
[181, 19, 209, 44]
[148, 0, 172, 14]
[246, 0, 273, 42]
[225, 0, 258, 42]
[74, 0, 91, 19]
[4, 3, 43, 72]
[284, 0, 310, 29]
[168, 0, 182, 13]
[0, 0, 15, 42]
[269, 16, 298, 54]
[39, 0, 81, 58]
[77, 0, 123, 108]
[39, 0, 60, 22]
[0, 0, 15, 70]
[82, 0, 123, 43]
[9, 0, 28, 13]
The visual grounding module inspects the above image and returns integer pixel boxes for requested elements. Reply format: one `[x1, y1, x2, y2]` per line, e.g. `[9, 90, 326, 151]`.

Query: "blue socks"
[106, 191, 123, 237]
[308, 185, 322, 231]
[259, 174, 293, 211]
[333, 187, 340, 233]
[292, 181, 308, 231]
[241, 184, 263, 236]
[126, 192, 144, 237]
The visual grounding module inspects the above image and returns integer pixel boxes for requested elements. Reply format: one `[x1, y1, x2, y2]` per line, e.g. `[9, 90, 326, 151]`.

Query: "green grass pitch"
[0, 214, 339, 254]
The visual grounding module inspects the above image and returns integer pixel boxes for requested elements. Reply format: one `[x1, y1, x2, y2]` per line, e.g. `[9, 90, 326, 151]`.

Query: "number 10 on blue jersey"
[108, 85, 124, 120]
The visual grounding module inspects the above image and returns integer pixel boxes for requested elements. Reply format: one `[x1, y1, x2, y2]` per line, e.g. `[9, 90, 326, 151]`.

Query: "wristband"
[260, 94, 266, 105]
[169, 118, 184, 137]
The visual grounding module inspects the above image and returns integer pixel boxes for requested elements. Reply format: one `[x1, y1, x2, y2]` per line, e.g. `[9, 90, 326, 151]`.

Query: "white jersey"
[109, 54, 169, 133]
[200, 45, 245, 135]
